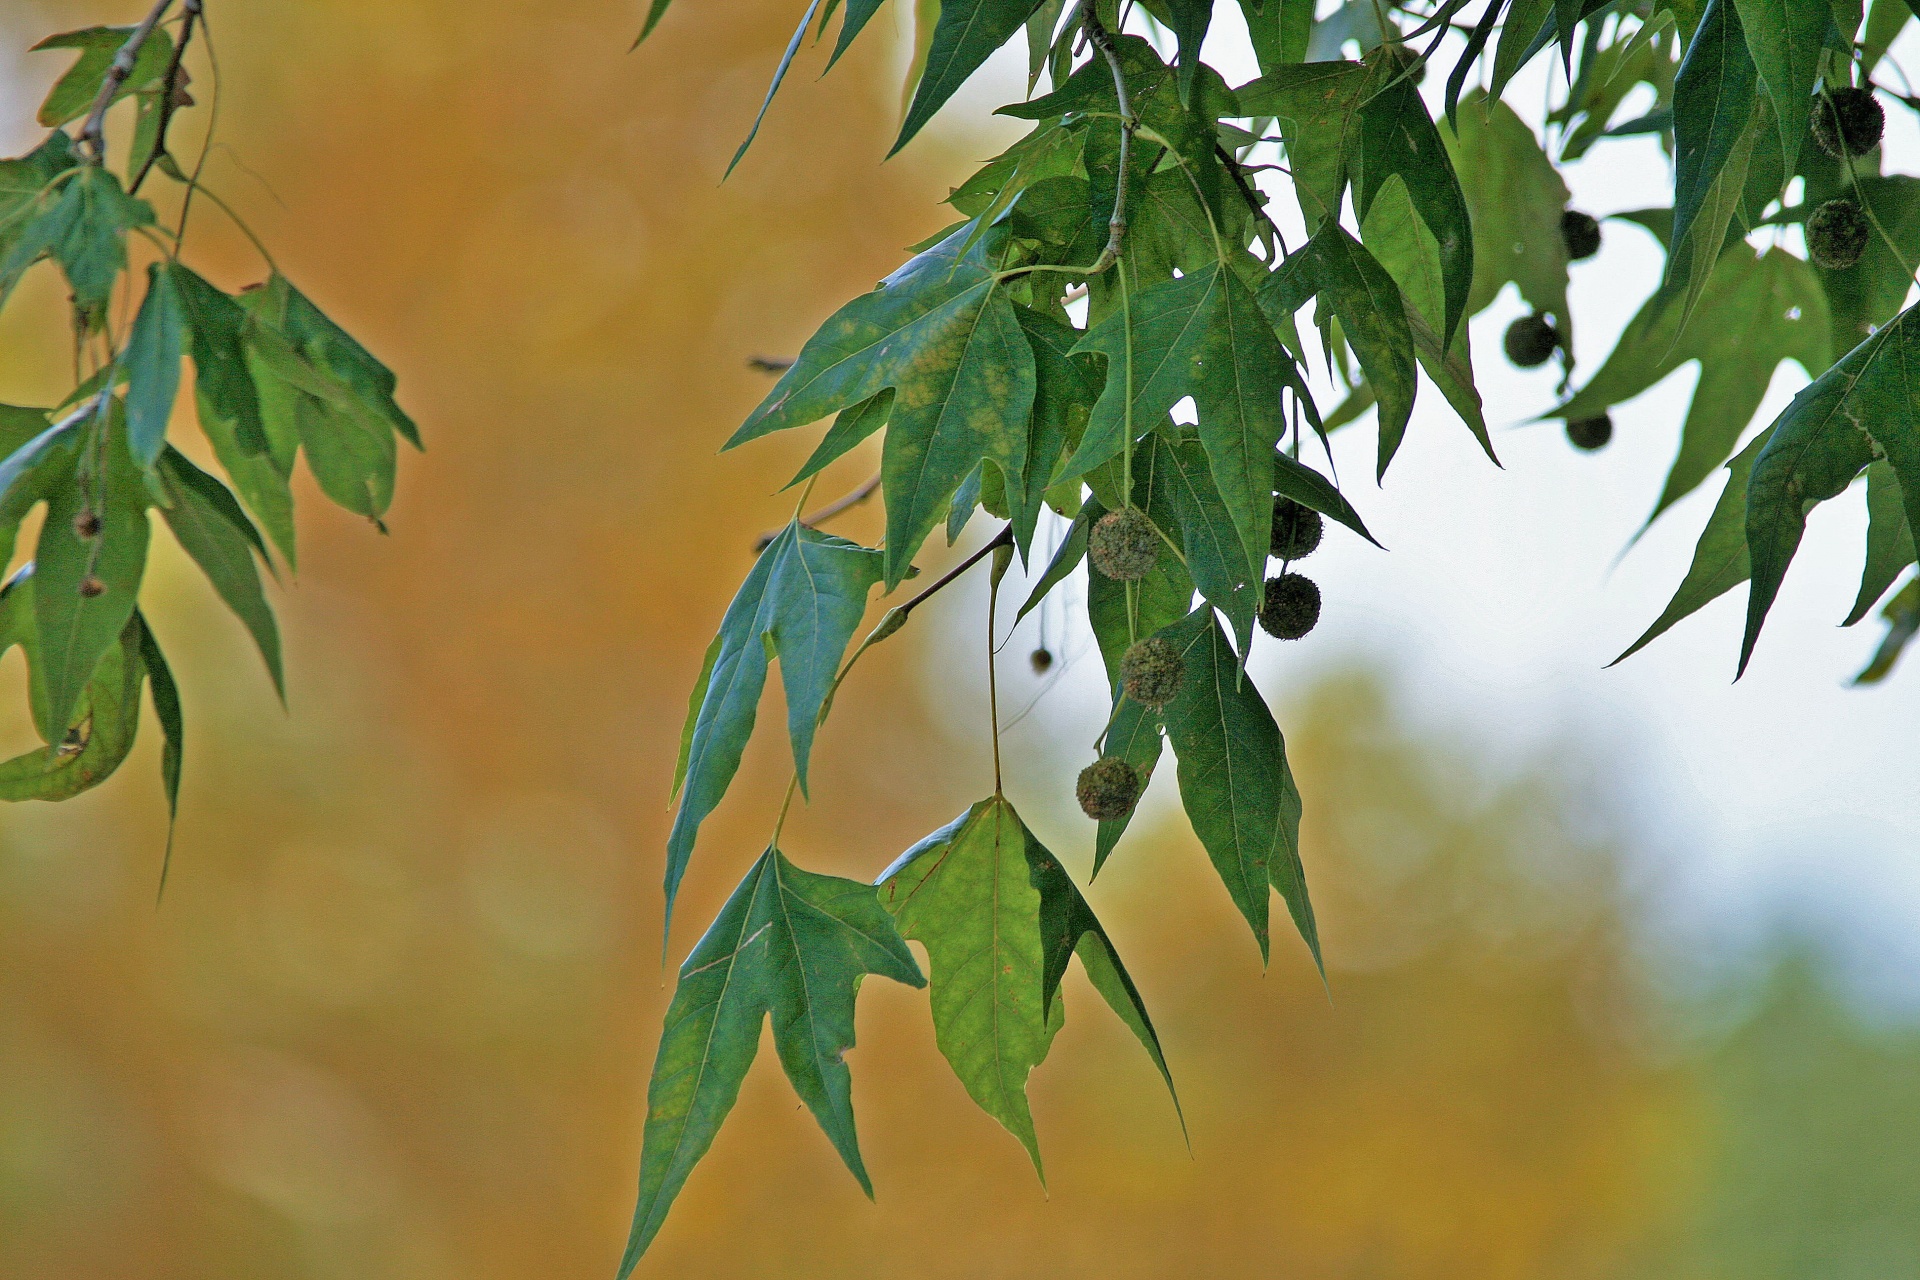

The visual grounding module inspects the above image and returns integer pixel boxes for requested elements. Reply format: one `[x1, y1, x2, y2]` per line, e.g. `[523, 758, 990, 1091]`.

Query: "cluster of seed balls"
[1804, 87, 1885, 271]
[1072, 500, 1327, 820]
[1504, 209, 1619, 451]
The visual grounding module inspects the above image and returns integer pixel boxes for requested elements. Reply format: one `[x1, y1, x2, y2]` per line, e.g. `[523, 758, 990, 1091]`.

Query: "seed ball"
[1076, 755, 1142, 821]
[1029, 647, 1054, 675]
[1089, 507, 1160, 581]
[71, 510, 101, 540]
[1270, 499, 1324, 562]
[1561, 210, 1602, 261]
[1566, 414, 1613, 451]
[1807, 199, 1872, 270]
[1258, 572, 1321, 640]
[1503, 314, 1561, 368]
[1120, 636, 1184, 708]
[77, 575, 105, 599]
[1811, 87, 1884, 159]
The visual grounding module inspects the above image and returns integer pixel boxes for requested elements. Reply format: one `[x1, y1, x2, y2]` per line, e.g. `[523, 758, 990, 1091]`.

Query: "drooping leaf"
[137, 614, 183, 859]
[1153, 431, 1259, 654]
[1854, 576, 1919, 683]
[1237, 0, 1315, 70]
[1743, 306, 1920, 673]
[0, 133, 77, 270]
[1613, 427, 1769, 664]
[893, 0, 1047, 155]
[0, 406, 71, 571]
[1013, 305, 1100, 559]
[1165, 0, 1213, 100]
[1847, 460, 1917, 626]
[0, 580, 145, 803]
[1157, 607, 1316, 967]
[621, 847, 923, 1275]
[32, 25, 175, 128]
[877, 795, 1175, 1172]
[728, 228, 1037, 587]
[1272, 449, 1381, 546]
[1815, 175, 1920, 363]
[123, 263, 186, 467]
[665, 524, 884, 929]
[1083, 468, 1197, 687]
[1668, 0, 1762, 314]
[1555, 245, 1828, 523]
[1094, 693, 1163, 874]
[724, 0, 825, 178]
[0, 165, 154, 313]
[155, 448, 283, 698]
[1016, 501, 1091, 623]
[1729, 0, 1826, 182]
[32, 408, 148, 739]
[1441, 92, 1570, 323]
[1232, 60, 1371, 229]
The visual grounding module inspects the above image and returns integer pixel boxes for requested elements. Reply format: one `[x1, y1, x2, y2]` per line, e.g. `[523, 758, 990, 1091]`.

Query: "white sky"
[915, 4, 1920, 1009]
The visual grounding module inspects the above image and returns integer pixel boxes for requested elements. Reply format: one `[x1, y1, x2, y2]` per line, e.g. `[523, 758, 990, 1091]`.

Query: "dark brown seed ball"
[1808, 199, 1872, 271]
[1566, 414, 1613, 451]
[1029, 647, 1054, 675]
[1503, 314, 1561, 368]
[1561, 210, 1602, 261]
[1077, 755, 1142, 821]
[1811, 87, 1884, 159]
[77, 575, 105, 599]
[1270, 499, 1324, 562]
[1258, 572, 1321, 640]
[1089, 507, 1160, 581]
[71, 510, 101, 540]
[1120, 636, 1183, 708]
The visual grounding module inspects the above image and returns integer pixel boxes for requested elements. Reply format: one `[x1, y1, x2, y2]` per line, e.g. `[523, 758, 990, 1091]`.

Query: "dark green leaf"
[1165, 0, 1213, 100]
[1016, 501, 1091, 622]
[1847, 460, 1916, 626]
[1154, 431, 1259, 653]
[156, 448, 282, 698]
[725, 0, 825, 178]
[728, 229, 1037, 587]
[1273, 449, 1381, 546]
[1817, 175, 1920, 362]
[1094, 693, 1163, 874]
[124, 263, 185, 467]
[1013, 306, 1099, 559]
[0, 406, 74, 571]
[1729, 0, 1826, 181]
[894, 0, 1046, 155]
[621, 847, 922, 1275]
[1232, 60, 1370, 229]
[665, 524, 884, 928]
[32, 25, 175, 128]
[136, 613, 183, 858]
[1669, 0, 1762, 312]
[1854, 576, 1918, 683]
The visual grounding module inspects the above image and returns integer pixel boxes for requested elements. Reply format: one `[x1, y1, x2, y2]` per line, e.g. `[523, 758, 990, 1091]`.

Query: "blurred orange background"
[1, 4, 1916, 1278]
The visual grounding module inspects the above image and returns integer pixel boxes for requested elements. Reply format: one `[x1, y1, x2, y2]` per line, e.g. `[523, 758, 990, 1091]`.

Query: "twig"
[752, 473, 881, 550]
[747, 355, 794, 373]
[130, 0, 202, 196]
[1215, 140, 1289, 257]
[1078, 1, 1135, 276]
[79, 0, 175, 164]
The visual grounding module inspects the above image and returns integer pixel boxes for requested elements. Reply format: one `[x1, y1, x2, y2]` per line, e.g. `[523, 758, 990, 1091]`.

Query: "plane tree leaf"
[620, 847, 923, 1275]
[1728, 0, 1827, 182]
[1442, 93, 1571, 323]
[1847, 460, 1917, 626]
[665, 524, 884, 929]
[894, 0, 1048, 156]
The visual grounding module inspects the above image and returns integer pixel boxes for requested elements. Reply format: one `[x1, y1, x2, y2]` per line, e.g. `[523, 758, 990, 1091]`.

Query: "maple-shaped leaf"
[876, 795, 1177, 1176]
[666, 523, 883, 931]
[1157, 607, 1316, 968]
[1743, 304, 1920, 674]
[1069, 261, 1296, 586]
[1554, 245, 1827, 525]
[1442, 93, 1570, 324]
[727, 227, 1036, 587]
[620, 847, 923, 1275]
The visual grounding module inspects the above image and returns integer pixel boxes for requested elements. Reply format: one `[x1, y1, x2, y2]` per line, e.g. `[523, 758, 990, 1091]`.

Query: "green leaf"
[1816, 175, 1920, 363]
[1237, 0, 1315, 70]
[32, 25, 175, 128]
[1854, 575, 1919, 683]
[136, 614, 183, 863]
[1083, 471, 1196, 687]
[0, 165, 154, 314]
[877, 794, 1175, 1170]
[1556, 246, 1828, 523]
[1847, 460, 1916, 626]
[0, 406, 71, 571]
[32, 409, 148, 738]
[1271, 224, 1418, 478]
[1094, 693, 1163, 874]
[725, 0, 825, 178]
[728, 228, 1037, 587]
[1442, 93, 1571, 322]
[1272, 449, 1382, 546]
[1356, 50, 1475, 345]
[894, 0, 1047, 155]
[1729, 0, 1826, 182]
[1744, 306, 1920, 673]
[123, 263, 185, 467]
[1862, 0, 1910, 70]
[155, 448, 283, 698]
[1613, 427, 1769, 663]
[1165, 0, 1213, 100]
[788, 390, 890, 489]
[1071, 262, 1292, 578]
[1013, 306, 1099, 560]
[1491, 0, 1555, 99]
[0, 133, 77, 267]
[1154, 431, 1259, 654]
[1015, 501, 1091, 622]
[245, 274, 420, 451]
[0, 588, 145, 803]
[621, 847, 923, 1275]
[1233, 60, 1371, 230]
[1669, 0, 1761, 312]
[1157, 608, 1316, 967]
[665, 524, 884, 929]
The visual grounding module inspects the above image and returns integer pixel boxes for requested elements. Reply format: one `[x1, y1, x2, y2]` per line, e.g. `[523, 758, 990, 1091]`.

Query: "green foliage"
[0, 12, 417, 839]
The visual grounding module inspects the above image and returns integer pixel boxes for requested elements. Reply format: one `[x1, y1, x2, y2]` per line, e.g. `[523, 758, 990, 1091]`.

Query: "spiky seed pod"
[1811, 87, 1884, 159]
[1259, 572, 1321, 640]
[1120, 636, 1184, 708]
[1503, 314, 1561, 368]
[1029, 647, 1054, 675]
[71, 510, 101, 540]
[1561, 210, 1602, 261]
[1270, 499, 1324, 562]
[77, 575, 105, 599]
[1807, 199, 1872, 271]
[1566, 414, 1613, 451]
[1076, 755, 1142, 821]
[1089, 507, 1160, 581]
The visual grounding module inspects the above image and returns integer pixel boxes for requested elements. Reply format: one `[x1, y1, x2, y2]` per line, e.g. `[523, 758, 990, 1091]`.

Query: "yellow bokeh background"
[1, 4, 1916, 1278]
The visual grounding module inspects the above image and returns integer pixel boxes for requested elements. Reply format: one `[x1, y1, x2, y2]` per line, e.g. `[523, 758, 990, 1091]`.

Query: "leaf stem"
[130, 0, 202, 196]
[987, 548, 1004, 795]
[78, 0, 175, 165]
[755, 472, 881, 551]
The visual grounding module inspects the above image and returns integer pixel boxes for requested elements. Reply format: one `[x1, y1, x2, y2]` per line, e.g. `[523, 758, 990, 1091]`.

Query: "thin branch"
[752, 473, 881, 550]
[1079, 1, 1136, 277]
[130, 0, 202, 196]
[79, 0, 175, 164]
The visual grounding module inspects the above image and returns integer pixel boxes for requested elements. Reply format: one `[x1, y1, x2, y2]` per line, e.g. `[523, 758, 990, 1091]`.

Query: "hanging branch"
[78, 0, 175, 163]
